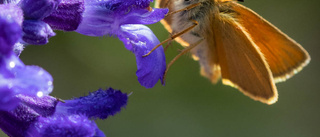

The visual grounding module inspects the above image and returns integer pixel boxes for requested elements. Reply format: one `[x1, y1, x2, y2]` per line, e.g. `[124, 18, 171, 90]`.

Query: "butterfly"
[149, 0, 310, 104]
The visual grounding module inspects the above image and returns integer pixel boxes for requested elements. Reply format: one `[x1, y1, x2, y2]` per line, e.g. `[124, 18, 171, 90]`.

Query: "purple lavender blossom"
[76, 0, 168, 88]
[18, 0, 60, 45]
[0, 4, 23, 55]
[0, 4, 53, 111]
[56, 88, 128, 119]
[0, 88, 128, 137]
[21, 20, 55, 45]
[4, 0, 168, 88]
[118, 24, 166, 88]
[1, 0, 168, 135]
[19, 0, 61, 20]
[43, 0, 85, 31]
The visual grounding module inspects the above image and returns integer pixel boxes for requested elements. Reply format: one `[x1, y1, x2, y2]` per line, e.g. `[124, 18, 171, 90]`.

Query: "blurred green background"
[2, 0, 320, 136]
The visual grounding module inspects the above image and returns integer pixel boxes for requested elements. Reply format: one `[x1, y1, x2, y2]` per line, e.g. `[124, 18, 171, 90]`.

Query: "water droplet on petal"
[9, 61, 15, 68]
[38, 70, 44, 75]
[37, 91, 44, 97]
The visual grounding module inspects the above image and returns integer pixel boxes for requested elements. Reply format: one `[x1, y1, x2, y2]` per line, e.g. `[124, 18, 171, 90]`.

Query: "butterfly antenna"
[162, 38, 204, 83]
[143, 20, 199, 57]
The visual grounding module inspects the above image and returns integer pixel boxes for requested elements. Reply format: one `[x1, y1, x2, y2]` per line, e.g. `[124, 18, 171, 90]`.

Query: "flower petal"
[122, 8, 168, 25]
[16, 94, 58, 117]
[0, 54, 53, 98]
[22, 20, 55, 45]
[0, 4, 23, 55]
[0, 54, 53, 111]
[76, 0, 167, 36]
[28, 114, 102, 137]
[0, 98, 40, 137]
[56, 88, 128, 119]
[19, 0, 62, 20]
[119, 24, 166, 88]
[0, 4, 23, 25]
[0, 86, 19, 111]
[43, 0, 85, 31]
[0, 0, 21, 4]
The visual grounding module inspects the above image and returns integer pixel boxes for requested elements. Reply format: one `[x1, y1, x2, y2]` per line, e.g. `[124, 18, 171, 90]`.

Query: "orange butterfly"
[150, 0, 310, 104]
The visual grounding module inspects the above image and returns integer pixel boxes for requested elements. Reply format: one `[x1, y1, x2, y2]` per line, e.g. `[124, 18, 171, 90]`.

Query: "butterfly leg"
[165, 3, 201, 17]
[164, 33, 175, 51]
[162, 38, 204, 83]
[55, 97, 65, 103]
[143, 20, 199, 57]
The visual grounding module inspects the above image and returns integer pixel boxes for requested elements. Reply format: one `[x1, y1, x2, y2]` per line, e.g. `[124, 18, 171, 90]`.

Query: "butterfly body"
[170, 0, 213, 41]
[156, 0, 310, 104]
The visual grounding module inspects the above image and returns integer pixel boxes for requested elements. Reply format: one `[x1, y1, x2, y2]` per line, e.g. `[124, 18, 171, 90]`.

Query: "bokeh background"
[2, 0, 320, 136]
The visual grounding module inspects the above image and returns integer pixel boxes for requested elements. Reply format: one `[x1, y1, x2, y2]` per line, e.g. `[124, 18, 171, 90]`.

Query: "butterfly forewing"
[213, 11, 278, 104]
[230, 2, 310, 82]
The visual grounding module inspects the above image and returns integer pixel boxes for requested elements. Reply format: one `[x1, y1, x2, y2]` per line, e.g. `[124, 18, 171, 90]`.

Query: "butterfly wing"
[230, 2, 310, 83]
[213, 10, 278, 104]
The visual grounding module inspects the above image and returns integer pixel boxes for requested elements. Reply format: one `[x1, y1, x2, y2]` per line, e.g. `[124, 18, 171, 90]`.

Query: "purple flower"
[3, 0, 168, 88]
[0, 0, 62, 46]
[75, 0, 168, 36]
[43, 0, 85, 31]
[56, 88, 128, 119]
[118, 24, 166, 88]
[21, 20, 55, 45]
[17, 0, 61, 45]
[1, 1, 162, 136]
[0, 88, 127, 137]
[0, 4, 53, 111]
[0, 4, 23, 55]
[75, 0, 168, 88]
[19, 0, 61, 20]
